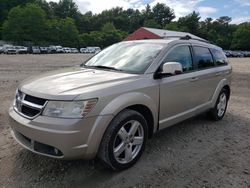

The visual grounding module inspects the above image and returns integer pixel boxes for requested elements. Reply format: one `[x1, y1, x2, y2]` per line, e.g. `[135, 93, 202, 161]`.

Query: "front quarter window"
[83, 42, 165, 74]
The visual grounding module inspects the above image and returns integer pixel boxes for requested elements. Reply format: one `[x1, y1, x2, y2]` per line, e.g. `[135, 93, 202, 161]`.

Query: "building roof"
[123, 27, 209, 43]
[142, 27, 205, 41]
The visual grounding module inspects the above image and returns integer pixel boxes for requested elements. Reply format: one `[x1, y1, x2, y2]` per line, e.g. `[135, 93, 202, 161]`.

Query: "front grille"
[21, 105, 41, 117]
[14, 91, 47, 119]
[24, 94, 46, 105]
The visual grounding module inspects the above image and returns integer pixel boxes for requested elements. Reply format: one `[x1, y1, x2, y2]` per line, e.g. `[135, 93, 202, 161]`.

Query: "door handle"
[190, 77, 199, 82]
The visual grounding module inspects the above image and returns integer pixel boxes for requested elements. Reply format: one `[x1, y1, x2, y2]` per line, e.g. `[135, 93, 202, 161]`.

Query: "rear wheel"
[98, 109, 148, 170]
[209, 88, 229, 121]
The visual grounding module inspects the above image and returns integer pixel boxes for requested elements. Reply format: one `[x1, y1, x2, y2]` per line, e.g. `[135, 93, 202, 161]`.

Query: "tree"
[177, 11, 201, 35]
[79, 23, 127, 48]
[2, 3, 46, 44]
[152, 3, 175, 28]
[0, 0, 35, 26]
[102, 22, 116, 32]
[53, 0, 79, 19]
[231, 23, 250, 50]
[45, 17, 79, 47]
[144, 19, 161, 28]
[165, 22, 179, 31]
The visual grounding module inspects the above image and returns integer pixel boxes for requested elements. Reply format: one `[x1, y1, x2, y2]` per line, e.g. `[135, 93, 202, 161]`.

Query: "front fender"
[85, 92, 158, 157]
[100, 92, 158, 124]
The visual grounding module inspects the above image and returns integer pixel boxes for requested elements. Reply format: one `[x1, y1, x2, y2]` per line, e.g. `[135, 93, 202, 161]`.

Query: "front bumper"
[9, 107, 113, 160]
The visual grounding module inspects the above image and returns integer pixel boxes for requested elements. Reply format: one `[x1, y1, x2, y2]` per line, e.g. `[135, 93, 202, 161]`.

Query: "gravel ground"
[0, 54, 249, 188]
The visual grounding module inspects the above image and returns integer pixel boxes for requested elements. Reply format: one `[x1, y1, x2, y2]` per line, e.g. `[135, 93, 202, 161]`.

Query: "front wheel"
[98, 109, 148, 170]
[208, 88, 229, 121]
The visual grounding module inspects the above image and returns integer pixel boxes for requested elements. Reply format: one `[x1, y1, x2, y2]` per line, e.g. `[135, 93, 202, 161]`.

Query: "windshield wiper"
[83, 65, 123, 72]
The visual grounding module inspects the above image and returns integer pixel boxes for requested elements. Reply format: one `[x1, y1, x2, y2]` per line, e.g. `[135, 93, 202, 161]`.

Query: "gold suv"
[9, 37, 232, 170]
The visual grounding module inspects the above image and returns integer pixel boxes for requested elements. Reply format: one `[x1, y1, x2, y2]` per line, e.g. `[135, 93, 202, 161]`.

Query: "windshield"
[83, 42, 166, 74]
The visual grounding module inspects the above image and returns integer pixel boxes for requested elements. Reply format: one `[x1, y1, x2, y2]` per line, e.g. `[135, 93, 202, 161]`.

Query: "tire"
[208, 88, 229, 121]
[98, 109, 148, 170]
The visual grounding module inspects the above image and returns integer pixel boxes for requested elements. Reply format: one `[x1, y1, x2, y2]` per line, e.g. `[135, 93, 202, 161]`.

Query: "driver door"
[158, 45, 198, 129]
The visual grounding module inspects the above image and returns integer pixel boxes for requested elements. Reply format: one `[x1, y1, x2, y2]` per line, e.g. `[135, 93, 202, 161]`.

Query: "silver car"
[9, 37, 232, 170]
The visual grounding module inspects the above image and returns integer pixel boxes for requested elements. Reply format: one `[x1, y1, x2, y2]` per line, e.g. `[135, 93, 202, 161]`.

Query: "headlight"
[42, 99, 97, 118]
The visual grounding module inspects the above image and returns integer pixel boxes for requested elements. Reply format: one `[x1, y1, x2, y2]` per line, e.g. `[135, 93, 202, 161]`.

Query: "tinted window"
[164, 45, 193, 72]
[193, 46, 214, 69]
[211, 49, 228, 66]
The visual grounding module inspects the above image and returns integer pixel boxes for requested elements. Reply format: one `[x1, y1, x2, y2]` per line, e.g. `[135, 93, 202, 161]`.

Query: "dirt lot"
[0, 54, 250, 188]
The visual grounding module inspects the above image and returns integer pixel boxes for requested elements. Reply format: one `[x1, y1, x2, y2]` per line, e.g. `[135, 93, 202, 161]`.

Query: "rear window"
[211, 49, 228, 66]
[193, 46, 214, 69]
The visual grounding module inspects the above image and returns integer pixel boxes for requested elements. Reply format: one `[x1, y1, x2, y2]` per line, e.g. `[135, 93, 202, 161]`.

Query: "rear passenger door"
[191, 46, 220, 106]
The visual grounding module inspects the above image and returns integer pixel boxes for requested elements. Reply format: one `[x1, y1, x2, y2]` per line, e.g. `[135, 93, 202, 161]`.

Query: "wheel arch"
[222, 85, 231, 99]
[212, 79, 231, 106]
[87, 92, 158, 157]
[125, 104, 154, 138]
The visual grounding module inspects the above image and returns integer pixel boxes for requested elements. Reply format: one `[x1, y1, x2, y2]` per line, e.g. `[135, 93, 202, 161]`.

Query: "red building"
[124, 27, 202, 41]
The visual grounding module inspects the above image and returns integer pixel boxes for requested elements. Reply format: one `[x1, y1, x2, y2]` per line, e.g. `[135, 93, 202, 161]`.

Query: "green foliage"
[1, 0, 250, 50]
[2, 3, 46, 44]
[177, 11, 201, 35]
[79, 23, 127, 48]
[152, 3, 175, 28]
[45, 17, 79, 47]
[102, 22, 117, 32]
[164, 22, 179, 31]
[231, 23, 250, 50]
[0, 0, 36, 26]
[144, 19, 161, 28]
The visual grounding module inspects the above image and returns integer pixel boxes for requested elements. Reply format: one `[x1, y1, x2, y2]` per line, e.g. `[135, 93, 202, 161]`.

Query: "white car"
[56, 46, 64, 53]
[86, 47, 101, 54]
[31, 46, 41, 54]
[0, 46, 3, 54]
[15, 46, 28, 54]
[4, 46, 16, 54]
[80, 48, 88, 53]
[70, 48, 79, 53]
[63, 47, 71, 53]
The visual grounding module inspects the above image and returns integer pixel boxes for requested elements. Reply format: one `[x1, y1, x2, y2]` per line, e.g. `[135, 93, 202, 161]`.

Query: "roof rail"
[180, 35, 212, 44]
[164, 35, 212, 44]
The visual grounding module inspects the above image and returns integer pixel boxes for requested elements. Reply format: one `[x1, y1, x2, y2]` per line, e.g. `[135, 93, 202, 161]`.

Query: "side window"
[193, 46, 214, 69]
[211, 49, 228, 66]
[164, 45, 193, 72]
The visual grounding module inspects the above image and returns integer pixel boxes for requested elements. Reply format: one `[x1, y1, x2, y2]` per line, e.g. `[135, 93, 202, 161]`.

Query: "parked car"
[86, 46, 101, 53]
[15, 46, 28, 54]
[56, 46, 64, 53]
[48, 46, 57, 54]
[63, 47, 71, 53]
[242, 51, 250, 57]
[80, 48, 88, 53]
[31, 46, 41, 54]
[223, 50, 232, 57]
[0, 46, 3, 54]
[40, 47, 48, 54]
[94, 47, 101, 54]
[231, 51, 244, 57]
[70, 48, 79, 53]
[4, 46, 16, 54]
[9, 37, 232, 170]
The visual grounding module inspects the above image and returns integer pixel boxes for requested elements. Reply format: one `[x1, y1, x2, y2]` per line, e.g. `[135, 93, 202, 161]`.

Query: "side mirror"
[162, 62, 183, 75]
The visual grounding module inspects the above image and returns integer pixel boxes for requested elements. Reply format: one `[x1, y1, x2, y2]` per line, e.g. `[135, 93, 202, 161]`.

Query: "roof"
[142, 27, 205, 41]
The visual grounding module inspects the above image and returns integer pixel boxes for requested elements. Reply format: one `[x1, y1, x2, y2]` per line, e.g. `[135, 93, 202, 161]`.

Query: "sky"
[47, 0, 250, 24]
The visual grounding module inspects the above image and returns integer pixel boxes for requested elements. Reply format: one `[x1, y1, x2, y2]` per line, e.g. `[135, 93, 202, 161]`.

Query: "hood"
[19, 66, 141, 100]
